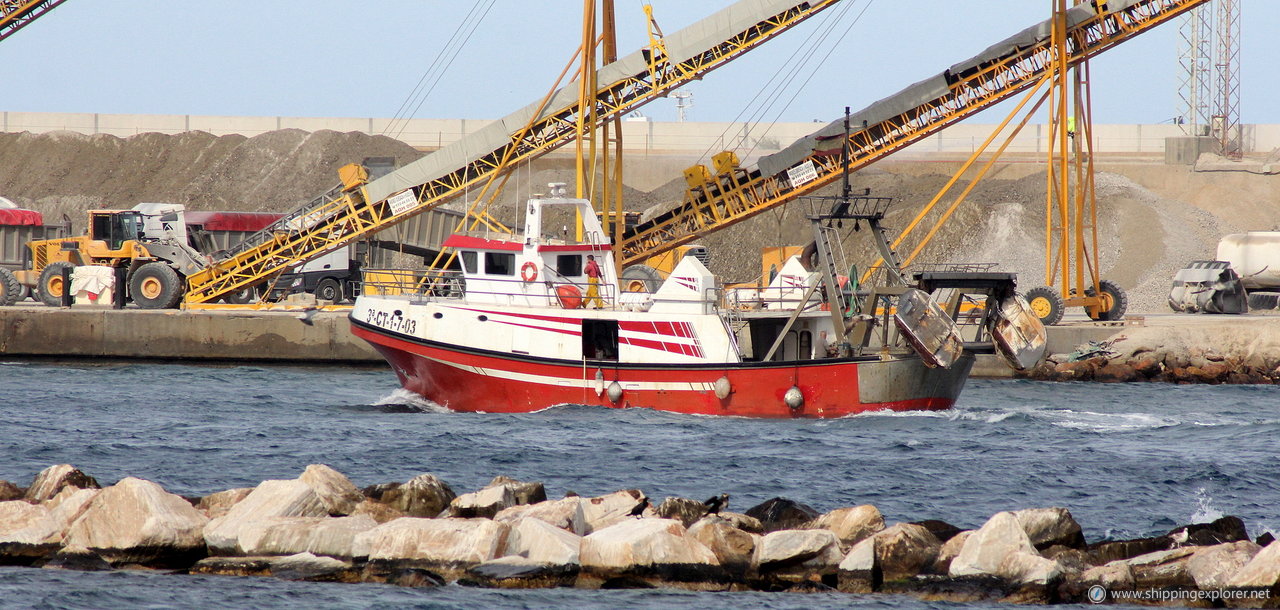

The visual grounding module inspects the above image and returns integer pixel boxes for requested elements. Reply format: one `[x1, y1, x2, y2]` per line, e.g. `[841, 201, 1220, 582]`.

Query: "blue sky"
[3, 1, 1275, 126]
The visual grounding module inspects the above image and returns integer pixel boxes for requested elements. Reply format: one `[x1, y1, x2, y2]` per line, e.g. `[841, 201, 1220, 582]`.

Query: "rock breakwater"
[1022, 319, 1280, 385]
[0, 464, 1276, 606]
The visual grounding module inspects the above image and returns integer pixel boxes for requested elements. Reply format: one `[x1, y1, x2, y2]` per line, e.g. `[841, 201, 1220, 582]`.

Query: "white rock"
[838, 536, 876, 573]
[580, 518, 718, 570]
[495, 497, 587, 536]
[0, 501, 60, 545]
[1187, 541, 1260, 590]
[501, 517, 580, 565]
[360, 517, 509, 565]
[806, 505, 885, 547]
[203, 479, 328, 554]
[24, 465, 98, 503]
[934, 530, 974, 573]
[1013, 507, 1083, 549]
[949, 512, 1038, 577]
[754, 528, 844, 582]
[837, 537, 878, 593]
[1226, 539, 1280, 588]
[1080, 562, 1135, 590]
[46, 487, 98, 533]
[63, 477, 208, 564]
[448, 484, 517, 519]
[297, 465, 363, 516]
[582, 490, 647, 534]
[238, 515, 378, 559]
[997, 551, 1063, 585]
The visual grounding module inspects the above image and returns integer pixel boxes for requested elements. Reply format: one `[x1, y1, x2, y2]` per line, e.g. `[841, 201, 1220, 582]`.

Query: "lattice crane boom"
[183, 0, 844, 304]
[618, 0, 1211, 267]
[0, 0, 67, 42]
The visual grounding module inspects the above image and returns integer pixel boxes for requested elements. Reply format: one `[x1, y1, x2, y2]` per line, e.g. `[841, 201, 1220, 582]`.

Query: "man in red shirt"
[584, 254, 603, 309]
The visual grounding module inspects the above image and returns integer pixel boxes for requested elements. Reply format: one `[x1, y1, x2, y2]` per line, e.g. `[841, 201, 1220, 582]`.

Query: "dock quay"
[1, 304, 1117, 368]
[0, 305, 380, 363]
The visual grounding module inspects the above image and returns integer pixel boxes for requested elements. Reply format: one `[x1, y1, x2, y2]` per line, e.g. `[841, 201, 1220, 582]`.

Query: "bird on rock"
[628, 496, 650, 518]
[703, 493, 729, 516]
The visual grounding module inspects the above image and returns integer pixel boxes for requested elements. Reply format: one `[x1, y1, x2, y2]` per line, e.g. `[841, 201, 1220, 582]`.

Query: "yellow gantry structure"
[618, 0, 1211, 267]
[0, 0, 66, 42]
[182, 1, 844, 304]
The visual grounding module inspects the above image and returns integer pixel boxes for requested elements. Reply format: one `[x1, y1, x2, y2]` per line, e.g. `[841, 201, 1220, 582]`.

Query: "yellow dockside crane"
[615, 0, 1206, 326]
[177, 0, 845, 307]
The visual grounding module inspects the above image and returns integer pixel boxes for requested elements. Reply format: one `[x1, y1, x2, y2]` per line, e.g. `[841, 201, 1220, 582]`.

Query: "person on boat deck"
[584, 254, 603, 309]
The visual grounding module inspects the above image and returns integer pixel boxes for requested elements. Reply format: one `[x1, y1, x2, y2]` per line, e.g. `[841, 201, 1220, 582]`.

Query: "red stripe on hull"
[352, 324, 971, 419]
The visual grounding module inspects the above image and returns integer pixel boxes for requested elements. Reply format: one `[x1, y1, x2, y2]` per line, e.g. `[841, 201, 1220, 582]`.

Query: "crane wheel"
[37, 262, 75, 307]
[1023, 286, 1065, 326]
[620, 264, 662, 293]
[0, 268, 20, 306]
[1086, 279, 1128, 322]
[129, 262, 183, 309]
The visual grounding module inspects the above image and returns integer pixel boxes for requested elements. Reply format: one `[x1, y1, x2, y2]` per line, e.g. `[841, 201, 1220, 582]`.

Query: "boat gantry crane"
[181, 0, 845, 306]
[617, 0, 1210, 280]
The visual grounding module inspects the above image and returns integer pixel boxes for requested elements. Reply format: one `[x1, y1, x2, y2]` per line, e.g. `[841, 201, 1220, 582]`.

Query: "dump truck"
[0, 198, 69, 305]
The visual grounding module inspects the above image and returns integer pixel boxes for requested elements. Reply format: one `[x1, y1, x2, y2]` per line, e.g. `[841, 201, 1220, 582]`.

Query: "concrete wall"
[0, 306, 381, 362]
[6, 111, 1279, 156]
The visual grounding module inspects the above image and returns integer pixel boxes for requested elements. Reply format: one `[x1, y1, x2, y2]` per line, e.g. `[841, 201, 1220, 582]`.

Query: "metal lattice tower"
[1213, 0, 1242, 158]
[1178, 0, 1242, 157]
[1177, 4, 1213, 134]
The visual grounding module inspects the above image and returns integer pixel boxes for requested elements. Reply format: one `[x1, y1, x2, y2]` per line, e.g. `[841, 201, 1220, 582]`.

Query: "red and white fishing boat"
[350, 185, 1044, 418]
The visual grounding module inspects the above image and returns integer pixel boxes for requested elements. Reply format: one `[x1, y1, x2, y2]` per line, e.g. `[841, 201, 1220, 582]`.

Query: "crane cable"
[695, 0, 876, 165]
[383, 0, 498, 141]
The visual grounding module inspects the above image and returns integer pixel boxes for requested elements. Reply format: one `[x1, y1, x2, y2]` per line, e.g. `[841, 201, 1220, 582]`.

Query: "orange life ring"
[520, 261, 538, 282]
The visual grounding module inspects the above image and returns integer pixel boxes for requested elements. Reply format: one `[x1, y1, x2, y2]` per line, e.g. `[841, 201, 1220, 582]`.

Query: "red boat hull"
[352, 320, 972, 419]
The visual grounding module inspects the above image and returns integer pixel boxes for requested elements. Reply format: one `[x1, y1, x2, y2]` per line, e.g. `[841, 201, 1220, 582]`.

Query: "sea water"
[1, 360, 1276, 608]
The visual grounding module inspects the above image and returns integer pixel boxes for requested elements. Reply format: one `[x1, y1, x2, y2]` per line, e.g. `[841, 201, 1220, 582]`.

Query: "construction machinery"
[16, 204, 211, 307]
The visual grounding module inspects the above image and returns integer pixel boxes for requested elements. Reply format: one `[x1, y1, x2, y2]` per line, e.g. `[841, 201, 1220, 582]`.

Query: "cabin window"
[582, 319, 619, 361]
[557, 254, 582, 278]
[798, 330, 812, 361]
[484, 252, 515, 276]
[460, 251, 477, 274]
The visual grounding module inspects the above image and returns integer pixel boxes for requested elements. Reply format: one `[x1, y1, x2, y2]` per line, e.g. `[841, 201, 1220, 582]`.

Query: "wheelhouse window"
[557, 254, 583, 278]
[460, 251, 477, 274]
[484, 252, 515, 276]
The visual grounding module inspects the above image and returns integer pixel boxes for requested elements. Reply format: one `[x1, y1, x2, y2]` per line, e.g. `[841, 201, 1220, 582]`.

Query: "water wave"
[370, 388, 451, 413]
